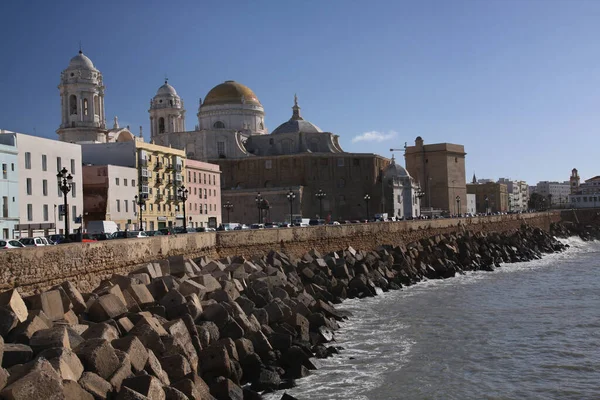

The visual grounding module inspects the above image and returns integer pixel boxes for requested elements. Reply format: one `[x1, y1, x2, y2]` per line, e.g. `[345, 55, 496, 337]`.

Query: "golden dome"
[202, 81, 261, 106]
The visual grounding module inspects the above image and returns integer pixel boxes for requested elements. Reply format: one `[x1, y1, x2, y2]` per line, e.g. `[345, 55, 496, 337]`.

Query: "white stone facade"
[466, 193, 476, 215]
[0, 131, 83, 236]
[498, 178, 529, 211]
[535, 181, 571, 206]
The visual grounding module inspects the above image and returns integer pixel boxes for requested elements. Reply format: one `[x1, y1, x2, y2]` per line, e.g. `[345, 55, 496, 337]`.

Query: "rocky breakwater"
[0, 225, 568, 399]
[550, 221, 600, 241]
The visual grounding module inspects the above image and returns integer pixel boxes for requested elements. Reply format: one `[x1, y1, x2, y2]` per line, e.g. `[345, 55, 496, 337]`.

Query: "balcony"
[155, 178, 163, 185]
[165, 164, 174, 171]
[139, 159, 148, 167]
[140, 176, 149, 183]
[155, 194, 164, 201]
[154, 162, 163, 170]
[166, 179, 174, 186]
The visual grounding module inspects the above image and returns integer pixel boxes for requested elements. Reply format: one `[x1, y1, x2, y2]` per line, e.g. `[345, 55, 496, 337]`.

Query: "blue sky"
[1, 0, 599, 184]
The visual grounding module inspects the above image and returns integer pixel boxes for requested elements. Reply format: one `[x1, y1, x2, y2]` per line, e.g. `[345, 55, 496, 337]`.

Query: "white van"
[86, 221, 119, 235]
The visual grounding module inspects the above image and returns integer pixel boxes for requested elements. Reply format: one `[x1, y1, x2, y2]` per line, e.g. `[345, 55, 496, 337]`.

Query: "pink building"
[185, 159, 221, 228]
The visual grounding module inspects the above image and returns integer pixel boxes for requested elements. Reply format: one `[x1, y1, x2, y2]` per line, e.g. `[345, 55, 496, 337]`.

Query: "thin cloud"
[351, 130, 397, 143]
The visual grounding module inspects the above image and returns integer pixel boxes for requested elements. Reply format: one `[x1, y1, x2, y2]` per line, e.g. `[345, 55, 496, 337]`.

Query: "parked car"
[328, 221, 341, 225]
[67, 233, 98, 243]
[145, 230, 164, 237]
[126, 231, 148, 238]
[250, 224, 264, 230]
[309, 219, 325, 226]
[264, 223, 279, 229]
[0, 240, 25, 249]
[91, 233, 114, 241]
[47, 234, 66, 244]
[19, 237, 48, 247]
[158, 228, 174, 236]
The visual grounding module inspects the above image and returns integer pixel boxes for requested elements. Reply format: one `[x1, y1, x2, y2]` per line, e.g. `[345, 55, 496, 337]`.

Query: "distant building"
[498, 178, 529, 212]
[382, 156, 421, 219]
[535, 181, 570, 206]
[404, 136, 467, 215]
[0, 131, 83, 237]
[82, 165, 138, 230]
[466, 193, 476, 215]
[185, 159, 222, 229]
[0, 135, 19, 239]
[81, 140, 189, 231]
[467, 182, 508, 213]
[567, 169, 600, 208]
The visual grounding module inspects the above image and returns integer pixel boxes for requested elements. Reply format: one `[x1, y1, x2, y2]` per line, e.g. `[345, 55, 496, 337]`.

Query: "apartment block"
[185, 159, 221, 228]
[0, 135, 19, 238]
[81, 140, 187, 230]
[0, 130, 83, 236]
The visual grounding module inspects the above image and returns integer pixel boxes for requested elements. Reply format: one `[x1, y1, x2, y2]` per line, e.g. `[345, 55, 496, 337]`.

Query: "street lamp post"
[56, 167, 73, 239]
[315, 189, 326, 219]
[287, 189, 295, 225]
[177, 185, 189, 232]
[364, 194, 371, 221]
[255, 192, 263, 224]
[223, 201, 233, 224]
[134, 194, 145, 231]
[456, 195, 461, 217]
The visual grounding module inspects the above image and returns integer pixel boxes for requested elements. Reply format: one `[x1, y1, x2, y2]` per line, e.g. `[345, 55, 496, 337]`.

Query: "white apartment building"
[535, 181, 571, 206]
[0, 131, 83, 237]
[498, 178, 529, 212]
[0, 135, 19, 239]
[466, 193, 476, 215]
[568, 175, 600, 209]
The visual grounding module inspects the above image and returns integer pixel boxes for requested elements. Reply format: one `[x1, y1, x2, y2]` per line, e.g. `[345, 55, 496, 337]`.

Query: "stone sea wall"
[0, 213, 559, 295]
[0, 223, 569, 400]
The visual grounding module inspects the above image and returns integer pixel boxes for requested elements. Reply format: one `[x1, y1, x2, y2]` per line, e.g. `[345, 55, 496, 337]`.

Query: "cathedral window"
[159, 117, 165, 133]
[169, 100, 173, 106]
[94, 96, 100, 116]
[69, 95, 77, 115]
[213, 121, 225, 129]
[83, 99, 89, 116]
[217, 142, 225, 157]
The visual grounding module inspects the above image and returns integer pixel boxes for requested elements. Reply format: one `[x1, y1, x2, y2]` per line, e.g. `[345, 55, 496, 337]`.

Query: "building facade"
[382, 156, 421, 219]
[218, 153, 389, 224]
[535, 181, 571, 206]
[467, 182, 508, 213]
[82, 165, 138, 230]
[404, 136, 467, 215]
[498, 178, 529, 212]
[81, 140, 188, 230]
[0, 134, 19, 239]
[466, 193, 476, 215]
[567, 170, 600, 208]
[185, 159, 222, 228]
[0, 131, 83, 237]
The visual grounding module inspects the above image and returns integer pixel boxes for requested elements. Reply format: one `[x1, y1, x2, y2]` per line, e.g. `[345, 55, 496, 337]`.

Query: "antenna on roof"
[164, 74, 168, 84]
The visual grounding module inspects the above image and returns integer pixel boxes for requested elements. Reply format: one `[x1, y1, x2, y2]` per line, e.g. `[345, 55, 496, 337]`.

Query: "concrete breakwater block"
[0, 223, 574, 399]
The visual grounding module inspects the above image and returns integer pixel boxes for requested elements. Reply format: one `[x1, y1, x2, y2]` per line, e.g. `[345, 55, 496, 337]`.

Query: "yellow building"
[81, 139, 187, 231]
[135, 141, 186, 231]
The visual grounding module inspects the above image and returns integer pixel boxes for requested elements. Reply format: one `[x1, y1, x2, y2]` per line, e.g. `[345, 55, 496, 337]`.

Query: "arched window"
[93, 96, 100, 116]
[69, 95, 77, 115]
[259, 122, 264, 130]
[213, 121, 225, 129]
[83, 98, 89, 116]
[169, 100, 173, 106]
[159, 117, 165, 133]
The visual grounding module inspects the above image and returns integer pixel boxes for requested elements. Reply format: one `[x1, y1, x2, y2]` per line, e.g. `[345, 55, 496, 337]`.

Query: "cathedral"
[57, 50, 422, 222]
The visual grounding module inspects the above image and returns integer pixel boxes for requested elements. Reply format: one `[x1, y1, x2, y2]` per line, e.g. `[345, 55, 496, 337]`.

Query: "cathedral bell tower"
[57, 50, 107, 143]
[570, 168, 580, 194]
[149, 80, 186, 146]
